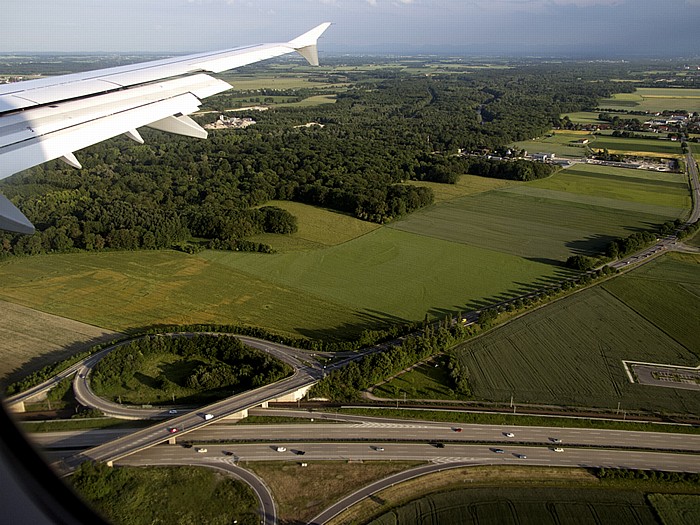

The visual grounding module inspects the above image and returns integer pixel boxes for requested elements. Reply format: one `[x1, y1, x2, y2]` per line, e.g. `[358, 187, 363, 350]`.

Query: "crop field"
[562, 111, 642, 124]
[201, 227, 557, 320]
[511, 132, 593, 158]
[277, 94, 337, 107]
[250, 200, 380, 252]
[603, 253, 700, 353]
[526, 163, 691, 210]
[589, 135, 682, 155]
[368, 487, 658, 525]
[598, 87, 700, 113]
[390, 185, 682, 261]
[407, 174, 515, 203]
[452, 252, 700, 414]
[0, 229, 556, 339]
[0, 251, 366, 339]
[648, 494, 700, 525]
[0, 300, 117, 384]
[214, 73, 327, 90]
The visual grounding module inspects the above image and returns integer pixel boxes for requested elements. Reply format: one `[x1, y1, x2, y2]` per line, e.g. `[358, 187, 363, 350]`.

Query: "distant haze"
[2, 0, 699, 58]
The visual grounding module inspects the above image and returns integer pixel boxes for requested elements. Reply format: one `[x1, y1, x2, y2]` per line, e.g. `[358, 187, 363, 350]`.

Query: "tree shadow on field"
[296, 309, 410, 342]
[1, 332, 120, 392]
[566, 233, 617, 255]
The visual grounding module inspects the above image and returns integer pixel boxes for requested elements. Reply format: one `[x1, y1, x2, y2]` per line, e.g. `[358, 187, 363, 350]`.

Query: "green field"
[369, 488, 658, 525]
[452, 252, 700, 413]
[200, 227, 557, 320]
[512, 132, 594, 158]
[250, 200, 380, 251]
[390, 184, 682, 261]
[526, 164, 690, 210]
[648, 494, 700, 525]
[373, 357, 460, 401]
[406, 174, 515, 203]
[589, 135, 682, 155]
[598, 88, 700, 113]
[0, 229, 557, 338]
[562, 111, 643, 124]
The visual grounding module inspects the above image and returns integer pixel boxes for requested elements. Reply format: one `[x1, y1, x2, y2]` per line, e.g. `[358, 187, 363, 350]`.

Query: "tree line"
[309, 320, 475, 402]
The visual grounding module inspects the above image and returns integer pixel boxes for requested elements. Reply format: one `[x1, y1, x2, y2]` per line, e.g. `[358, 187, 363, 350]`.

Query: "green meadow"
[526, 163, 690, 210]
[598, 87, 700, 113]
[589, 135, 682, 155]
[512, 132, 593, 158]
[389, 183, 683, 261]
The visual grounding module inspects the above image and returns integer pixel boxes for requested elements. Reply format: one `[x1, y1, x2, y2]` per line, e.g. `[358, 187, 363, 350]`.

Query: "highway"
[32, 417, 700, 453]
[72, 334, 326, 420]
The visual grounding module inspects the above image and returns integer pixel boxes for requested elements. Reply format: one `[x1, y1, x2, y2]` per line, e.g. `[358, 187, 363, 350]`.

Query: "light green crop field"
[200, 228, 557, 320]
[276, 94, 337, 107]
[250, 200, 380, 251]
[512, 132, 594, 158]
[452, 252, 700, 414]
[589, 135, 682, 155]
[406, 174, 515, 203]
[369, 487, 659, 525]
[598, 88, 700, 113]
[0, 251, 367, 339]
[526, 164, 691, 210]
[562, 111, 643, 124]
[0, 230, 557, 338]
[389, 186, 682, 261]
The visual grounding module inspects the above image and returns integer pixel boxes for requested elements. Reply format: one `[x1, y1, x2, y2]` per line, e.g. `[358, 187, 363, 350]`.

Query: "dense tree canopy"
[0, 61, 628, 257]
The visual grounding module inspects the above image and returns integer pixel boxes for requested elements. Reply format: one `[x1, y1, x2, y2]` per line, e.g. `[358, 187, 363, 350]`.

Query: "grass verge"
[246, 461, 421, 525]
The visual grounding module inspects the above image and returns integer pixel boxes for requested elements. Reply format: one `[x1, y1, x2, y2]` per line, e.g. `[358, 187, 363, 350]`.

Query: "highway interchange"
[14, 153, 700, 524]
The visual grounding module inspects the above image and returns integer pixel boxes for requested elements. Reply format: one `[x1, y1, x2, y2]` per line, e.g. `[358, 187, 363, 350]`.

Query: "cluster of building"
[205, 115, 256, 130]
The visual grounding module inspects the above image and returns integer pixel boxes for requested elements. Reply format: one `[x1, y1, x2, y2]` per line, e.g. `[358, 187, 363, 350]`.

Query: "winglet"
[288, 22, 331, 66]
[0, 195, 35, 235]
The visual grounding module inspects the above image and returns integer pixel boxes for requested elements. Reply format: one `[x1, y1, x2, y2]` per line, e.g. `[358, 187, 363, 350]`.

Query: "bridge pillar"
[260, 401, 269, 409]
[5, 401, 25, 413]
[270, 383, 314, 403]
[222, 408, 248, 421]
[168, 436, 177, 445]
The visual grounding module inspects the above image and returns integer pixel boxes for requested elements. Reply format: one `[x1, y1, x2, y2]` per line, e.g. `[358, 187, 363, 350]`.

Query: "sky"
[2, 0, 699, 57]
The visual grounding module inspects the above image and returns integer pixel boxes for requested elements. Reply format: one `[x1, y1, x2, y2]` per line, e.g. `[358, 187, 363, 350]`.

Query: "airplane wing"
[0, 23, 331, 234]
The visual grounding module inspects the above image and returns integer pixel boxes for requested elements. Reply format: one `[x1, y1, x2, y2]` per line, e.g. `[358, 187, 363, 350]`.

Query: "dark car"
[491, 448, 505, 454]
[431, 442, 445, 448]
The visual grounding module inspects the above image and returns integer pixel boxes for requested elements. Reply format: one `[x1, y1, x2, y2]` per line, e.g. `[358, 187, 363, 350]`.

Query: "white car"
[553, 448, 564, 453]
[276, 446, 287, 452]
[504, 432, 515, 438]
[196, 448, 207, 453]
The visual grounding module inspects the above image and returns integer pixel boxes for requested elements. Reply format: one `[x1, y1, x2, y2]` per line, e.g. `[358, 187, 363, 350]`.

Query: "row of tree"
[309, 321, 475, 401]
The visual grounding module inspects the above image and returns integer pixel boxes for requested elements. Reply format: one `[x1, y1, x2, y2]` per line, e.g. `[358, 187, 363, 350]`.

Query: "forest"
[0, 61, 630, 257]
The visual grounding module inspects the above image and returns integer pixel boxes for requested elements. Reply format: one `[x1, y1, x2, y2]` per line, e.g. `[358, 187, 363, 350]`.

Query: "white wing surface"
[0, 23, 331, 234]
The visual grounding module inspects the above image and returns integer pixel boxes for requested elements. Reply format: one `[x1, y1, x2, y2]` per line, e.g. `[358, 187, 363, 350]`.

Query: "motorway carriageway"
[32, 412, 700, 454]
